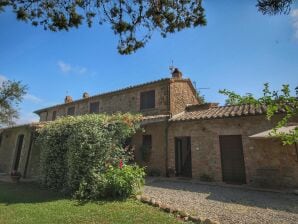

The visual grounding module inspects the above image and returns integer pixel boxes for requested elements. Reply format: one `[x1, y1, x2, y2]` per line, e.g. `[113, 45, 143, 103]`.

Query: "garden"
[0, 113, 179, 224]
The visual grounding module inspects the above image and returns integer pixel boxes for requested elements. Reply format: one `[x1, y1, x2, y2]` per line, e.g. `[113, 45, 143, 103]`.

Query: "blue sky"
[0, 1, 298, 124]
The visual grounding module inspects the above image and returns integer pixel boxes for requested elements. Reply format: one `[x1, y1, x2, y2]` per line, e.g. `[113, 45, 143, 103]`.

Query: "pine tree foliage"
[257, 0, 294, 15]
[0, 0, 206, 54]
[0, 1, 296, 54]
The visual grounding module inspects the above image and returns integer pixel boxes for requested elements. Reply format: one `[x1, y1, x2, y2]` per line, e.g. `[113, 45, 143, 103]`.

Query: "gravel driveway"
[143, 178, 298, 224]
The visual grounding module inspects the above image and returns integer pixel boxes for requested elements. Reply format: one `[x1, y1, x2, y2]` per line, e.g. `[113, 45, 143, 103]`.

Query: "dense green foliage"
[219, 83, 298, 145]
[0, 79, 27, 127]
[0, 182, 180, 224]
[105, 165, 145, 198]
[37, 113, 145, 200]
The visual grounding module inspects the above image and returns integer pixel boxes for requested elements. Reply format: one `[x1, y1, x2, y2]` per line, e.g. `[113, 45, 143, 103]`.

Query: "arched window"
[13, 134, 24, 171]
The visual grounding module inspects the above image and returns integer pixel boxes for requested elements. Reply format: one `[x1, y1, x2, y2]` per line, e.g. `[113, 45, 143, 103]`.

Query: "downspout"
[295, 142, 298, 162]
[165, 81, 171, 176]
[165, 120, 169, 176]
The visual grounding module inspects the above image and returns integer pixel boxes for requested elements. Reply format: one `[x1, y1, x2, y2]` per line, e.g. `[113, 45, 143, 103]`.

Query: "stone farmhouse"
[0, 69, 297, 188]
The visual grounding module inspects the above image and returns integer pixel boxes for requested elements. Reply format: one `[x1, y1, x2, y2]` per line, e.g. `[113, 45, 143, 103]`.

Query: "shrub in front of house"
[37, 113, 145, 200]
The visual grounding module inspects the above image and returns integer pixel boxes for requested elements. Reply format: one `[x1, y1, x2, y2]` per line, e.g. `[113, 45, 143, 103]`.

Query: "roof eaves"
[34, 78, 171, 114]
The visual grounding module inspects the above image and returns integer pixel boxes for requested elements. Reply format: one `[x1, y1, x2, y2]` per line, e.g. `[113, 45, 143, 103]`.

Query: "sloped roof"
[170, 104, 285, 122]
[249, 124, 297, 139]
[34, 78, 171, 114]
[0, 122, 47, 131]
[141, 114, 170, 124]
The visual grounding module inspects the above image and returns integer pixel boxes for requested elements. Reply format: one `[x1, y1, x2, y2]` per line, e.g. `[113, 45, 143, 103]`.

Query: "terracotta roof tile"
[170, 104, 284, 122]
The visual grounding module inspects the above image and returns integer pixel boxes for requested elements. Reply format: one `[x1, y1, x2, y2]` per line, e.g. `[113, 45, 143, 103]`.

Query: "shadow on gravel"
[145, 179, 298, 214]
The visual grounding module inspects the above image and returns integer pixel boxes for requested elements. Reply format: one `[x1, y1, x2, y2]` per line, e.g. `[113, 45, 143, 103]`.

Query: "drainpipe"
[165, 120, 169, 177]
[165, 81, 171, 177]
[295, 142, 298, 162]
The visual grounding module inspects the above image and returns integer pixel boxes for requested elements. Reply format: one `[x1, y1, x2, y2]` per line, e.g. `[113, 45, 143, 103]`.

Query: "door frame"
[12, 134, 25, 172]
[219, 135, 246, 184]
[175, 136, 192, 178]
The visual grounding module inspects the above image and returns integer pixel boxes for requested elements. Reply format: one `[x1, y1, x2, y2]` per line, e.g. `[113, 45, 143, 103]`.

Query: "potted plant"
[10, 170, 21, 183]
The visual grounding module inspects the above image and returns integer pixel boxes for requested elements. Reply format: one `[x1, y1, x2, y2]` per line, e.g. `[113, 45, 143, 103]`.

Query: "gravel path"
[143, 179, 298, 224]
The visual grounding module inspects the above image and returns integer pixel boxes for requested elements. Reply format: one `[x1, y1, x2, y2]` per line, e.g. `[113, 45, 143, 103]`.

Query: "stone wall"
[39, 80, 171, 121]
[169, 79, 199, 115]
[167, 115, 298, 188]
[132, 121, 167, 176]
[37, 78, 200, 121]
[0, 125, 37, 177]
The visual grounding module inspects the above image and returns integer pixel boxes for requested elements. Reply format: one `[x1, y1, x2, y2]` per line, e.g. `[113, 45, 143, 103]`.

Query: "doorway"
[13, 134, 24, 171]
[175, 137, 192, 177]
[219, 135, 246, 184]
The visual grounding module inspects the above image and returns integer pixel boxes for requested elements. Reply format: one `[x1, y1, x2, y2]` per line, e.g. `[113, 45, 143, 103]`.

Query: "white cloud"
[57, 60, 88, 75]
[0, 74, 7, 84]
[58, 61, 72, 73]
[24, 94, 43, 104]
[15, 112, 39, 125]
[291, 8, 298, 39]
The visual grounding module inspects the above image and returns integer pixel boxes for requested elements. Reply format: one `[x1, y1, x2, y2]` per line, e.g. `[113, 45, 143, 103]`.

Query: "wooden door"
[219, 135, 246, 184]
[175, 137, 192, 177]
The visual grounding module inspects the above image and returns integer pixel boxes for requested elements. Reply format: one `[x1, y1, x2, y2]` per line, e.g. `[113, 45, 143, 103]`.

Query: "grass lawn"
[0, 181, 180, 224]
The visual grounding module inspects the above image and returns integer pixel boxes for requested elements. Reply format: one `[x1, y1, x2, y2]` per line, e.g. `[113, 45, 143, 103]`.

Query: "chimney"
[82, 92, 90, 99]
[172, 68, 183, 79]
[64, 95, 73, 104]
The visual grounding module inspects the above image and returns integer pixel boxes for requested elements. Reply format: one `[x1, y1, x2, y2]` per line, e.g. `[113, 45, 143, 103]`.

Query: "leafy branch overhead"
[256, 0, 294, 15]
[219, 84, 298, 145]
[1, 0, 295, 55]
[0, 0, 206, 55]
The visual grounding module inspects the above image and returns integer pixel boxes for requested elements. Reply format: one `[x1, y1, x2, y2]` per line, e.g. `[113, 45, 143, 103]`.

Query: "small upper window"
[90, 102, 99, 114]
[67, 106, 75, 116]
[52, 111, 57, 121]
[140, 90, 155, 110]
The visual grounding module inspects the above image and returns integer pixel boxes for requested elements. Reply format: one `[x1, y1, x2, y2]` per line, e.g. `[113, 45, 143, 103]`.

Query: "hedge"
[37, 113, 145, 199]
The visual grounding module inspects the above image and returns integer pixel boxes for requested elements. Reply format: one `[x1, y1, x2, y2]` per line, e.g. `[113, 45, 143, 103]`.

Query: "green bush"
[37, 113, 144, 199]
[105, 165, 145, 198]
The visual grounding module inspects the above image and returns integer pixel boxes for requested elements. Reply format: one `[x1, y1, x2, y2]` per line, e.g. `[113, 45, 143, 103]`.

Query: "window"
[52, 111, 57, 121]
[140, 90, 155, 110]
[141, 135, 152, 162]
[142, 135, 152, 148]
[67, 106, 75, 116]
[14, 134, 24, 171]
[90, 102, 99, 113]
